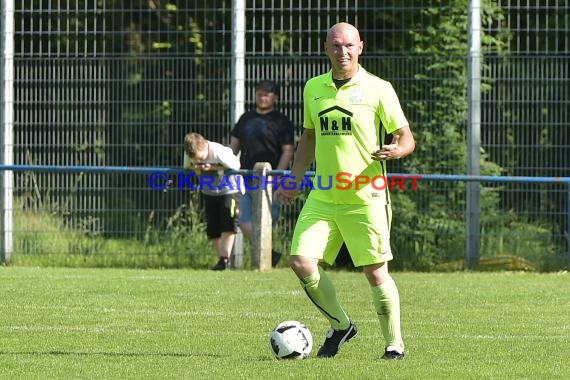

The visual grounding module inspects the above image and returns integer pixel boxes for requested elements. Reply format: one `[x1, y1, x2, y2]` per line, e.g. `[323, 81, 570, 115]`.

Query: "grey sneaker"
[316, 322, 358, 358]
[382, 346, 405, 360]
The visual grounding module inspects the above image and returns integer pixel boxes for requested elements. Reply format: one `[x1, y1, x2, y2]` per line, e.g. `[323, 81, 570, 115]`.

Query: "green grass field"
[1, 267, 568, 379]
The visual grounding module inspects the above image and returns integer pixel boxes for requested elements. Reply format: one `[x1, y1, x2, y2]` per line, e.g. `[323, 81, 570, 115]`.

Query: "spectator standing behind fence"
[230, 80, 295, 267]
[183, 132, 242, 271]
[276, 22, 415, 360]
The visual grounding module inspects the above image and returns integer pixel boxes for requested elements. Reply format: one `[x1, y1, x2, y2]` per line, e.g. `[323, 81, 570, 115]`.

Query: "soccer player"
[183, 132, 242, 271]
[276, 22, 415, 360]
[230, 80, 295, 267]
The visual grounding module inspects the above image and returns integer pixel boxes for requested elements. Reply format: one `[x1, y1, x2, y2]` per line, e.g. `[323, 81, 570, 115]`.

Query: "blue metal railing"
[1, 164, 569, 267]
[3, 164, 569, 185]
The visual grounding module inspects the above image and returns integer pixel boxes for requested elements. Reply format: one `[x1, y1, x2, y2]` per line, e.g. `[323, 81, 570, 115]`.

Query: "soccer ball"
[269, 320, 313, 360]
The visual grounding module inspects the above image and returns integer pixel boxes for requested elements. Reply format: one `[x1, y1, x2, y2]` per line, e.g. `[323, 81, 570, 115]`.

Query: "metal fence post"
[467, 0, 482, 269]
[252, 162, 272, 271]
[0, 0, 14, 265]
[567, 183, 570, 267]
[229, 0, 245, 269]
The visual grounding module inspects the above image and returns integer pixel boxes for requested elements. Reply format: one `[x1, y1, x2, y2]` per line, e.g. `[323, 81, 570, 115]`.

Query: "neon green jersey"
[303, 66, 409, 205]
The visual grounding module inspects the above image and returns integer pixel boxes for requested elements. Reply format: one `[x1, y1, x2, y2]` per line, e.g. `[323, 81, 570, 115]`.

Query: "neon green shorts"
[290, 197, 393, 267]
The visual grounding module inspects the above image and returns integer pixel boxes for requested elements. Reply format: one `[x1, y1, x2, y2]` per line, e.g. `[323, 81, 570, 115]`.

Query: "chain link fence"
[4, 0, 569, 270]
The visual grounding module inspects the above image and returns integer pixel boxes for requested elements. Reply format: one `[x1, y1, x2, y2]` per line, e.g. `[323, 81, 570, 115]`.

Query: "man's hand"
[275, 177, 298, 205]
[194, 162, 212, 173]
[371, 127, 415, 161]
[371, 135, 403, 161]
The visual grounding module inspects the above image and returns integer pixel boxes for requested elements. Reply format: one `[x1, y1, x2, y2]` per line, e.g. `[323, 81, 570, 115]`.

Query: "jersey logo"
[349, 89, 363, 104]
[318, 106, 353, 136]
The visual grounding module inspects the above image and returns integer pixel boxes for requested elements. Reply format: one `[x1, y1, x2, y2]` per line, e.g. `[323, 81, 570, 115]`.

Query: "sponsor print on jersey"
[349, 88, 363, 104]
[318, 105, 353, 136]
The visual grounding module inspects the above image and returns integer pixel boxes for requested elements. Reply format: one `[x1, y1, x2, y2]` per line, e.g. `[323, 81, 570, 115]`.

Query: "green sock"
[371, 278, 404, 351]
[300, 266, 350, 330]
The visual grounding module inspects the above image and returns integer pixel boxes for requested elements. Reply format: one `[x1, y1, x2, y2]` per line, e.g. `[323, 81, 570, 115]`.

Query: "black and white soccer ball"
[269, 320, 313, 360]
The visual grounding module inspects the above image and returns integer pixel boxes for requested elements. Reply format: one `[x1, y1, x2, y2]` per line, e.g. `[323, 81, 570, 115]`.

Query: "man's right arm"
[289, 129, 315, 180]
[230, 137, 240, 155]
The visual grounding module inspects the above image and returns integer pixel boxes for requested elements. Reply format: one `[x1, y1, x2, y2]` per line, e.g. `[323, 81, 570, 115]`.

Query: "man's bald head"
[326, 22, 361, 42]
[324, 22, 363, 79]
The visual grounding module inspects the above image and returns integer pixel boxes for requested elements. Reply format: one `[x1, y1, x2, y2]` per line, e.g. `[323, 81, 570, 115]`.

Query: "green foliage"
[389, 179, 561, 271]
[390, 190, 466, 271]
[12, 195, 217, 269]
[372, 1, 561, 271]
[481, 218, 561, 271]
[104, 3, 232, 235]
[141, 193, 215, 268]
[402, 0, 506, 176]
[11, 2, 566, 272]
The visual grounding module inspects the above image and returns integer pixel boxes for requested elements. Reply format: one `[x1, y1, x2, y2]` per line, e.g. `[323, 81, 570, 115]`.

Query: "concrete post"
[252, 162, 273, 271]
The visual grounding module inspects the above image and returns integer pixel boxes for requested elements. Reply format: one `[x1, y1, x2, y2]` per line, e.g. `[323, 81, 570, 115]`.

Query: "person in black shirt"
[230, 80, 295, 267]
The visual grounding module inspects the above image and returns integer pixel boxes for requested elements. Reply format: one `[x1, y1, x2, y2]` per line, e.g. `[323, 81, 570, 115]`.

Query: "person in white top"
[183, 132, 242, 270]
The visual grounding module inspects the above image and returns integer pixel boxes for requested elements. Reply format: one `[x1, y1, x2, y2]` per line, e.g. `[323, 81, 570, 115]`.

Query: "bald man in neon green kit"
[276, 22, 415, 360]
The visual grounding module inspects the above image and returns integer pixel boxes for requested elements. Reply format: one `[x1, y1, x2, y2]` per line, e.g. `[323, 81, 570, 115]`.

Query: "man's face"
[255, 90, 277, 112]
[324, 26, 363, 77]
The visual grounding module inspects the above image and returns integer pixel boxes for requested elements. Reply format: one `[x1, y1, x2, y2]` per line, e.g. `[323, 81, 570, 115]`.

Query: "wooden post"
[252, 162, 272, 271]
